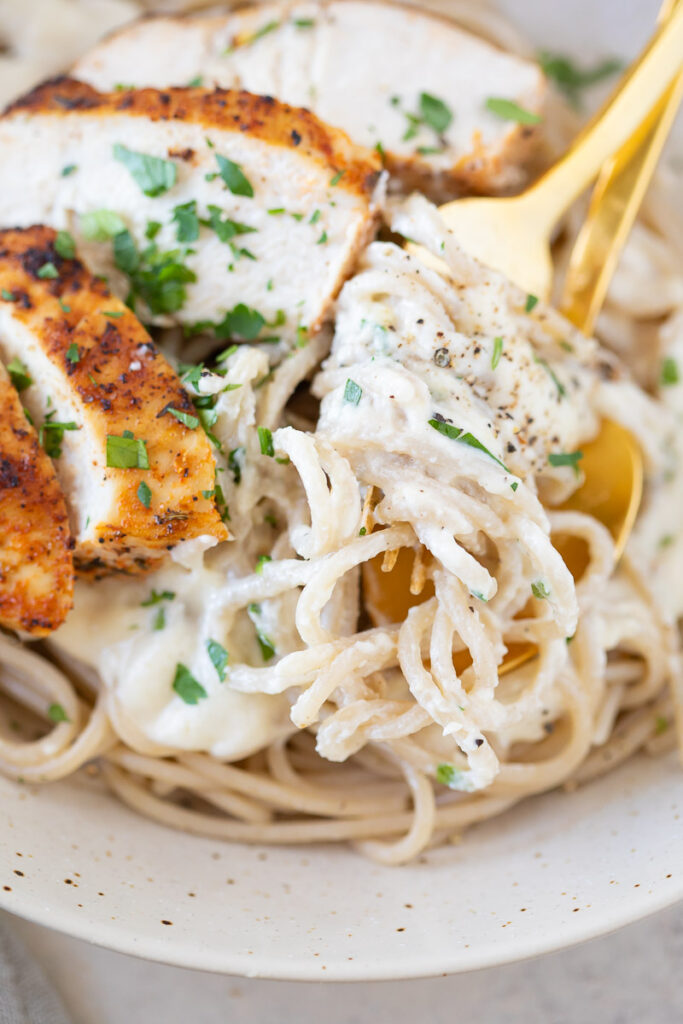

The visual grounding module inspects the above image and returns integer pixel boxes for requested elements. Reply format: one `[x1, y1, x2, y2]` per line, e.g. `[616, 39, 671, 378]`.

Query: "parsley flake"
[214, 154, 254, 197]
[113, 143, 177, 197]
[172, 663, 207, 705]
[81, 209, 127, 242]
[141, 590, 175, 607]
[491, 336, 503, 370]
[485, 97, 542, 124]
[47, 702, 70, 723]
[256, 554, 272, 574]
[525, 293, 539, 313]
[661, 357, 679, 387]
[257, 426, 274, 456]
[419, 92, 453, 133]
[106, 433, 150, 469]
[538, 51, 623, 108]
[343, 379, 362, 405]
[55, 230, 76, 260]
[8, 358, 32, 392]
[531, 580, 550, 600]
[207, 639, 229, 681]
[66, 343, 80, 364]
[548, 450, 583, 474]
[137, 480, 152, 508]
[329, 169, 346, 186]
[1, 289, 15, 302]
[172, 200, 200, 243]
[167, 407, 199, 429]
[428, 418, 510, 471]
[37, 262, 58, 279]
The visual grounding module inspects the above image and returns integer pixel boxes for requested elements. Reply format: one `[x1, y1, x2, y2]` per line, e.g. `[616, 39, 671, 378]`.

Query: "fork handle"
[524, 2, 683, 228]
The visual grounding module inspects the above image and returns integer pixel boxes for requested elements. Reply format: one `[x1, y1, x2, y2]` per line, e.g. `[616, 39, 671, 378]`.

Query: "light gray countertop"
[4, 903, 682, 1024]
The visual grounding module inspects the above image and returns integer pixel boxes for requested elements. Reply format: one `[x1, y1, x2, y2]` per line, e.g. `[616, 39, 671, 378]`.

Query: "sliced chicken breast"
[0, 360, 74, 634]
[0, 78, 381, 338]
[0, 226, 228, 575]
[73, 0, 546, 198]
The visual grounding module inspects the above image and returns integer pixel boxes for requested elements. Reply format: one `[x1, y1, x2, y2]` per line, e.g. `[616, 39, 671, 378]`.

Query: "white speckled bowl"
[2, 0, 682, 981]
[1, 753, 682, 979]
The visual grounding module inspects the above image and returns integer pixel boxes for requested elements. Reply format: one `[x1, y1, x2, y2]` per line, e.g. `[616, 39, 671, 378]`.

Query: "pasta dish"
[0, 0, 681, 865]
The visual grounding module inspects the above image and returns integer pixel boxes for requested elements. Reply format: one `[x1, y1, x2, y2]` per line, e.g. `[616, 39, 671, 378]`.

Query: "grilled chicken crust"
[4, 78, 381, 198]
[72, 0, 546, 199]
[0, 226, 229, 575]
[0, 361, 74, 634]
[0, 78, 381, 336]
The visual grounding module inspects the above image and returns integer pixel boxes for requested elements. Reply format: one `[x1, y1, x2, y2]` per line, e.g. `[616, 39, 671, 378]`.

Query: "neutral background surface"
[3, 0, 681, 1019]
[5, 904, 683, 1023]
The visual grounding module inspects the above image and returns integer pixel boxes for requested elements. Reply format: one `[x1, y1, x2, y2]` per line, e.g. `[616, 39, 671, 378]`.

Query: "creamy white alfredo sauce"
[52, 538, 294, 761]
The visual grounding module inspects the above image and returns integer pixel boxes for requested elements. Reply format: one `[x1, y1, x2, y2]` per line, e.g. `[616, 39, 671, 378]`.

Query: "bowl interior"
[2, 751, 682, 980]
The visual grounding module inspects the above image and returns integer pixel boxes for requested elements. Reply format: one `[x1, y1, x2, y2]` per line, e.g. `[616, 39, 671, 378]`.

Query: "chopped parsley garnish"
[7, 358, 32, 392]
[659, 534, 675, 549]
[106, 432, 150, 469]
[268, 207, 286, 215]
[81, 209, 127, 242]
[316, 230, 328, 245]
[428, 417, 510, 472]
[102, 310, 123, 318]
[172, 663, 207, 705]
[66, 343, 80, 364]
[228, 446, 245, 484]
[187, 75, 203, 87]
[534, 356, 566, 398]
[256, 554, 272, 574]
[113, 142, 177, 197]
[114, 233, 197, 316]
[418, 92, 453, 134]
[60, 300, 71, 313]
[655, 715, 669, 735]
[216, 303, 265, 340]
[329, 169, 346, 186]
[141, 589, 175, 607]
[293, 17, 315, 27]
[256, 632, 276, 662]
[491, 336, 503, 370]
[61, 164, 77, 177]
[435, 763, 464, 787]
[234, 18, 280, 48]
[416, 145, 443, 156]
[485, 97, 542, 124]
[112, 229, 139, 273]
[310, 209, 321, 224]
[137, 480, 152, 508]
[216, 344, 238, 363]
[203, 205, 256, 244]
[531, 580, 550, 600]
[343, 379, 362, 405]
[37, 262, 58, 279]
[47, 702, 69, 723]
[525, 293, 539, 313]
[172, 200, 200, 243]
[257, 426, 274, 456]
[212, 155, 254, 197]
[538, 52, 623, 108]
[247, 602, 276, 661]
[660, 357, 679, 387]
[153, 606, 166, 631]
[167, 406, 199, 429]
[1, 289, 15, 301]
[145, 220, 162, 240]
[55, 230, 76, 260]
[39, 416, 79, 458]
[548, 450, 583, 475]
[207, 639, 229, 681]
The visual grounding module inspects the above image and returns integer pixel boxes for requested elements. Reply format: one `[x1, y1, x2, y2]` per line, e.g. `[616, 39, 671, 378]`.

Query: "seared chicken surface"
[0, 226, 228, 576]
[0, 360, 74, 634]
[73, 0, 546, 198]
[0, 78, 381, 338]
